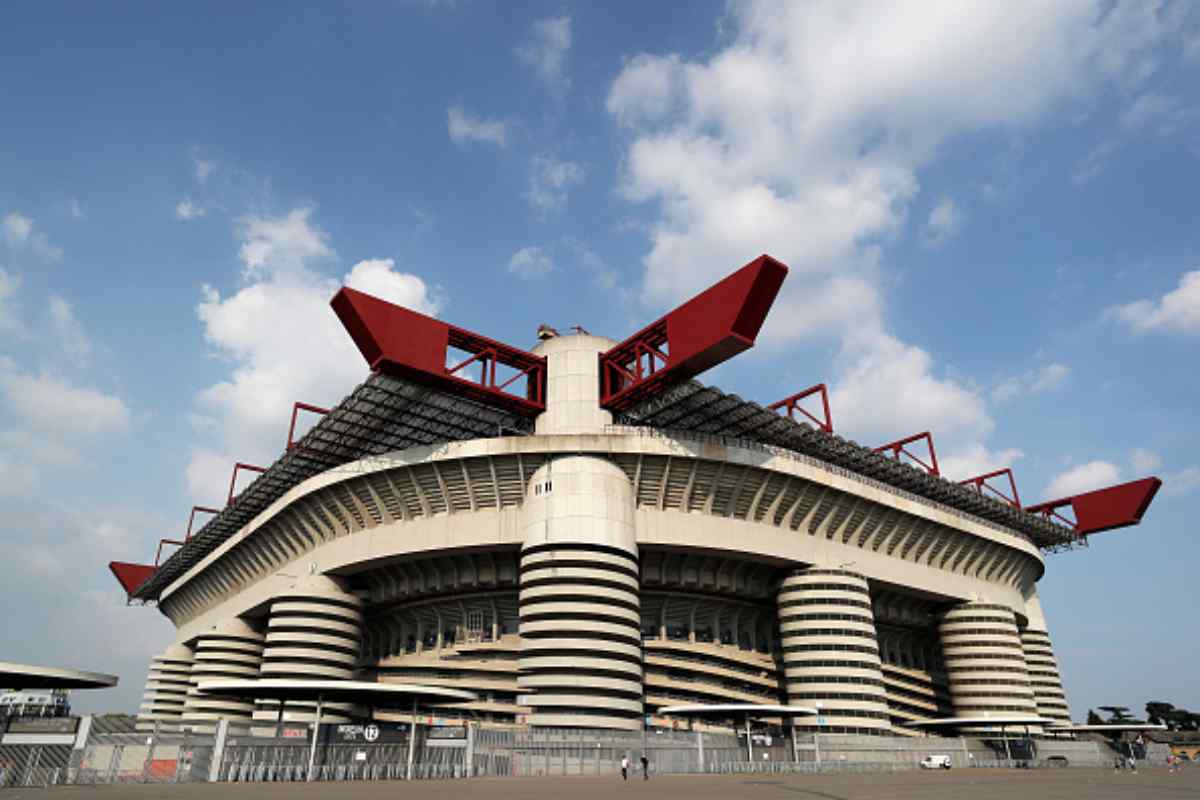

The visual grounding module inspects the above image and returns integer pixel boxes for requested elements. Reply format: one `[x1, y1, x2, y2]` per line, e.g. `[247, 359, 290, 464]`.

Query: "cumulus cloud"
[922, 197, 964, 247]
[3, 211, 61, 260]
[528, 155, 585, 216]
[508, 246, 554, 279]
[1043, 460, 1122, 499]
[192, 148, 216, 184]
[1130, 447, 1163, 473]
[187, 209, 439, 503]
[48, 294, 92, 366]
[992, 362, 1071, 403]
[0, 364, 129, 437]
[70, 197, 85, 220]
[606, 1, 1179, 471]
[176, 198, 206, 220]
[516, 15, 571, 94]
[1108, 269, 1200, 333]
[447, 105, 511, 147]
[0, 269, 21, 336]
[1164, 466, 1200, 496]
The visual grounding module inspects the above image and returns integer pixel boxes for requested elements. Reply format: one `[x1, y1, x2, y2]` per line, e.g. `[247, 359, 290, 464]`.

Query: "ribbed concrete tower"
[939, 602, 1038, 729]
[777, 568, 890, 733]
[1021, 594, 1071, 728]
[254, 574, 363, 724]
[518, 333, 642, 730]
[181, 618, 265, 731]
[137, 642, 194, 731]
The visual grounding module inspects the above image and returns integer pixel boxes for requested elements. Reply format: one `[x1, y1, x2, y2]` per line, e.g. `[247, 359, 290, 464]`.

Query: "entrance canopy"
[0, 661, 118, 690]
[197, 679, 476, 708]
[905, 715, 1054, 730]
[659, 704, 818, 721]
[1045, 723, 1166, 733]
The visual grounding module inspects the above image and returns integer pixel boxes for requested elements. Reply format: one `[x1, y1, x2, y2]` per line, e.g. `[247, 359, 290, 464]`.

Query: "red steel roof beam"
[287, 401, 330, 450]
[108, 561, 157, 597]
[155, 539, 185, 567]
[768, 383, 833, 434]
[959, 467, 1022, 510]
[331, 287, 547, 416]
[1025, 476, 1162, 536]
[185, 505, 221, 540]
[599, 254, 789, 412]
[874, 431, 940, 476]
[227, 462, 267, 507]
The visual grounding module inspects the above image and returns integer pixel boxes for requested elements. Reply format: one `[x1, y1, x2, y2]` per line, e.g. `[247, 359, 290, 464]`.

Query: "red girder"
[1025, 477, 1162, 536]
[599, 255, 789, 412]
[227, 462, 267, 506]
[768, 383, 833, 434]
[287, 401, 330, 450]
[155, 539, 185, 567]
[960, 468, 1022, 510]
[186, 505, 220, 540]
[331, 287, 546, 416]
[108, 561, 156, 597]
[875, 432, 940, 476]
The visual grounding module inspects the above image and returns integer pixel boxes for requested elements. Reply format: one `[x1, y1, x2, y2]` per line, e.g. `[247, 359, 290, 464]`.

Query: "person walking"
[640, 753, 649, 780]
[621, 755, 629, 781]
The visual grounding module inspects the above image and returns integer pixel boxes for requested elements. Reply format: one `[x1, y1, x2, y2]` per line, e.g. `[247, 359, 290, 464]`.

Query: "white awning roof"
[658, 704, 818, 719]
[0, 661, 118, 690]
[197, 679, 476, 707]
[1045, 723, 1166, 733]
[904, 715, 1054, 728]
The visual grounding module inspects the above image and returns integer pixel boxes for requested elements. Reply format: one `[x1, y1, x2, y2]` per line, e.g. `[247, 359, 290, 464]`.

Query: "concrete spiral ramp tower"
[137, 642, 194, 731]
[181, 618, 265, 732]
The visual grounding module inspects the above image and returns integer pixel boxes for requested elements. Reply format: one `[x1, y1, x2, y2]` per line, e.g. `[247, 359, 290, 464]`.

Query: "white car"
[920, 754, 952, 770]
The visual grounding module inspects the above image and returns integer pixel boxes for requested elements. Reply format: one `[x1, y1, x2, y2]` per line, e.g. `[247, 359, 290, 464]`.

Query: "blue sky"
[1, 1, 1198, 719]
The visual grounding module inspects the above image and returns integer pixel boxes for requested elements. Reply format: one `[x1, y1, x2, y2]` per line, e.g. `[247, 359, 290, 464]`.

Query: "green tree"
[1147, 702, 1175, 726]
[1087, 709, 1104, 725]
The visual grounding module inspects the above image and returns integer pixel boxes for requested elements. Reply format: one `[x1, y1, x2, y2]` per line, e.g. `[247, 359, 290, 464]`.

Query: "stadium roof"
[0, 662, 118, 690]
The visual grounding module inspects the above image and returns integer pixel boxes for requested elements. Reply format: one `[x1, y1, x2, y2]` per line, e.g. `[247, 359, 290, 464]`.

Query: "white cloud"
[1108, 269, 1200, 333]
[70, 197, 85, 220]
[0, 269, 21, 336]
[237, 207, 333, 280]
[938, 445, 1025, 484]
[1130, 448, 1163, 473]
[48, 294, 92, 366]
[2, 211, 63, 260]
[1043, 460, 1122, 499]
[995, 361, 1072, 402]
[516, 15, 571, 94]
[193, 148, 216, 184]
[0, 365, 130, 437]
[1029, 362, 1070, 393]
[508, 246, 554, 279]
[922, 197, 964, 247]
[447, 105, 511, 147]
[188, 209, 438, 502]
[176, 198, 206, 220]
[1164, 466, 1200, 496]
[528, 155, 585, 216]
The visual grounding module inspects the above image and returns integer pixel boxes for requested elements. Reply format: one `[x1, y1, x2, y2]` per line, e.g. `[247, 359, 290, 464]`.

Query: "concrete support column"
[181, 618, 265, 732]
[518, 455, 643, 731]
[938, 602, 1038, 731]
[253, 574, 363, 726]
[777, 568, 890, 734]
[1021, 594, 1071, 728]
[137, 642, 195, 731]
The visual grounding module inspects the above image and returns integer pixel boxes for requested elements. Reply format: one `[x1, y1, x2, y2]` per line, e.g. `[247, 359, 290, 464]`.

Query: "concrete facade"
[136, 333, 1073, 737]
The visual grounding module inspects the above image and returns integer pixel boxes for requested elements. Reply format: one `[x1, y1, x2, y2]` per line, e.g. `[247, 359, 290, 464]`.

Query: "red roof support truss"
[599, 255, 789, 412]
[875, 432, 940, 476]
[331, 287, 546, 417]
[227, 462, 267, 506]
[1025, 477, 1162, 536]
[768, 383, 833, 434]
[960, 468, 1022, 510]
[287, 402, 330, 450]
[186, 505, 220, 540]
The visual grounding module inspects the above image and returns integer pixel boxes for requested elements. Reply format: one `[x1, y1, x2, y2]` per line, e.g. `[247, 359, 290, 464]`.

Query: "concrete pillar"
[938, 601, 1039, 732]
[518, 455, 642, 731]
[777, 568, 890, 733]
[253, 574, 363, 726]
[181, 618, 265, 732]
[137, 642, 194, 731]
[1021, 594, 1072, 728]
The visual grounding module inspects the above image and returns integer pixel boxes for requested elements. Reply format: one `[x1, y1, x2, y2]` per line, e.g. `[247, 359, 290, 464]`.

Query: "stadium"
[110, 254, 1162, 741]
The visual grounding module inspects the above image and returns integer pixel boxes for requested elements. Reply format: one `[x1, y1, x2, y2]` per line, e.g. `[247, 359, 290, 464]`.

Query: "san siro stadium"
[111, 255, 1161, 742]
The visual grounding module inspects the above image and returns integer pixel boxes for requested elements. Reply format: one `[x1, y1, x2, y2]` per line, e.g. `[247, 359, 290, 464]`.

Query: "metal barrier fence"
[0, 717, 1155, 786]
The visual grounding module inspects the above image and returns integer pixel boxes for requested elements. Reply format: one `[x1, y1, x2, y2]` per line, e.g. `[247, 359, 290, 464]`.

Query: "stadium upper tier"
[113, 253, 1160, 605]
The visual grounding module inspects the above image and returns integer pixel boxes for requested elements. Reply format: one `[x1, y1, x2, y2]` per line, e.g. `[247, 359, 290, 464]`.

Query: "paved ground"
[3, 768, 1199, 800]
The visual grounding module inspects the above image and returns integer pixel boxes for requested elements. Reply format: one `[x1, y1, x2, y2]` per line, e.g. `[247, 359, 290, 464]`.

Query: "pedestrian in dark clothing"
[641, 754, 649, 780]
[620, 755, 628, 780]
